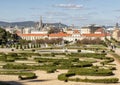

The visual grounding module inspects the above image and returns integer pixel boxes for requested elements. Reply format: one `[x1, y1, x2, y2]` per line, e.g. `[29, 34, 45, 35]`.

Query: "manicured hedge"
[69, 77, 119, 83]
[3, 64, 28, 69]
[3, 63, 57, 71]
[18, 73, 37, 80]
[58, 73, 75, 81]
[71, 61, 92, 67]
[68, 68, 114, 76]
[58, 73, 119, 83]
[100, 57, 114, 65]
[47, 68, 56, 73]
[67, 53, 106, 59]
[0, 70, 37, 80]
[58, 73, 68, 81]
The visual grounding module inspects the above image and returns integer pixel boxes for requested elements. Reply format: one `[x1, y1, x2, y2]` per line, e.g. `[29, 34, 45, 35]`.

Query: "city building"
[112, 23, 120, 41]
[5, 17, 111, 42]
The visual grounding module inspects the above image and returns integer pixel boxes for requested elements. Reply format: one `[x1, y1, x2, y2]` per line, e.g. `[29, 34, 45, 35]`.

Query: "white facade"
[5, 27, 14, 34]
[112, 29, 120, 41]
[31, 30, 48, 34]
[21, 35, 48, 41]
[65, 30, 74, 34]
[80, 27, 91, 34]
[22, 28, 31, 34]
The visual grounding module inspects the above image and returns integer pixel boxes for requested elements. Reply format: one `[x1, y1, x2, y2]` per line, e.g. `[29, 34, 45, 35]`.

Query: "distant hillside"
[10, 21, 35, 27]
[0, 21, 9, 27]
[44, 23, 68, 28]
[0, 21, 68, 28]
[0, 21, 35, 27]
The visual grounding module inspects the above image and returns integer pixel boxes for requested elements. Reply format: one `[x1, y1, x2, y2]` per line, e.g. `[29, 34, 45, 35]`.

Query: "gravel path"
[0, 48, 120, 85]
[115, 48, 120, 56]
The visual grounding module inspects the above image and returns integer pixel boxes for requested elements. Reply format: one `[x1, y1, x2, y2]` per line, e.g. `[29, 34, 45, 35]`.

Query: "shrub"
[100, 57, 114, 65]
[108, 66, 116, 70]
[58, 73, 68, 81]
[18, 73, 37, 80]
[42, 53, 51, 57]
[47, 68, 56, 73]
[77, 50, 81, 52]
[67, 53, 106, 59]
[110, 49, 115, 52]
[58, 73, 118, 83]
[58, 73, 75, 81]
[11, 49, 14, 51]
[5, 59, 15, 62]
[101, 50, 106, 53]
[0, 70, 37, 80]
[32, 49, 35, 52]
[51, 53, 55, 57]
[69, 77, 119, 83]
[68, 68, 114, 76]
[69, 58, 79, 62]
[3, 64, 28, 69]
[71, 61, 92, 67]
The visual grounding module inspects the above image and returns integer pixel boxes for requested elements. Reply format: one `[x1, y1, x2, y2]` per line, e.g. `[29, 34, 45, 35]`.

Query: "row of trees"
[76, 38, 104, 45]
[0, 38, 63, 49]
[19, 38, 63, 45]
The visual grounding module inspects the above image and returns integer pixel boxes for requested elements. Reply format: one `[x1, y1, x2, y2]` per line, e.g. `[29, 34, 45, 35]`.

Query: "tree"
[0, 27, 21, 45]
[48, 27, 60, 34]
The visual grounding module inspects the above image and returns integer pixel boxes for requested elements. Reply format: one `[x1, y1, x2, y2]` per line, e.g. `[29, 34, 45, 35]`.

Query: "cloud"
[71, 16, 88, 21]
[54, 4, 84, 9]
[29, 7, 41, 10]
[45, 11, 68, 16]
[10, 17, 27, 22]
[114, 9, 120, 12]
[87, 12, 98, 15]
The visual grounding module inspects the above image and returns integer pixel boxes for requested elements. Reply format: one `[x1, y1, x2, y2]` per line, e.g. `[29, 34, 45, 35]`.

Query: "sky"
[0, 0, 120, 26]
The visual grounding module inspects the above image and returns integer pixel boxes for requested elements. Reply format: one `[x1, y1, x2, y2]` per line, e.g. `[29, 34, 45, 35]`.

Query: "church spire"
[39, 16, 43, 30]
[116, 23, 119, 29]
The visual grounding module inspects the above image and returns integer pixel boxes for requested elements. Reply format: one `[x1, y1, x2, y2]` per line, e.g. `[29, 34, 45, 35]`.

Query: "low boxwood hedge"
[67, 53, 106, 59]
[0, 70, 37, 80]
[68, 68, 114, 76]
[47, 68, 56, 73]
[58, 73, 119, 83]
[58, 73, 75, 81]
[69, 77, 119, 83]
[18, 73, 37, 80]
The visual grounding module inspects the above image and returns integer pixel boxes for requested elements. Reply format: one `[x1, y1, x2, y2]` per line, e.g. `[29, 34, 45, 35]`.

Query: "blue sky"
[0, 0, 120, 26]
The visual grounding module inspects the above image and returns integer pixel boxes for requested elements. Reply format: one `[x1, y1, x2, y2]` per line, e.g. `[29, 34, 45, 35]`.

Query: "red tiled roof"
[17, 32, 111, 38]
[82, 33, 110, 37]
[95, 28, 105, 33]
[49, 32, 71, 37]
[73, 30, 80, 34]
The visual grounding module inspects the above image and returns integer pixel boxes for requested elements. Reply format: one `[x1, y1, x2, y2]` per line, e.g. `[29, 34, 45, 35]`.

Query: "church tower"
[38, 16, 43, 31]
[116, 23, 119, 29]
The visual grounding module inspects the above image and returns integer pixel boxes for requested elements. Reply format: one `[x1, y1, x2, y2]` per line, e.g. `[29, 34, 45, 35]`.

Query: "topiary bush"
[47, 68, 56, 73]
[58, 73, 75, 81]
[18, 73, 37, 80]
